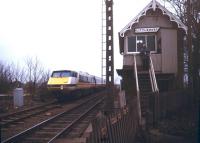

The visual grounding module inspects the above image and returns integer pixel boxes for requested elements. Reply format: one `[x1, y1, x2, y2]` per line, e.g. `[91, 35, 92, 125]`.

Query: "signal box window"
[147, 35, 155, 51]
[128, 36, 136, 52]
[137, 36, 146, 52]
[127, 35, 156, 53]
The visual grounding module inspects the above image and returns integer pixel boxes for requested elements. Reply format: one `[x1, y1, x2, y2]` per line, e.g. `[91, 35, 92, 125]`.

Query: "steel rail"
[2, 95, 104, 143]
[48, 97, 104, 143]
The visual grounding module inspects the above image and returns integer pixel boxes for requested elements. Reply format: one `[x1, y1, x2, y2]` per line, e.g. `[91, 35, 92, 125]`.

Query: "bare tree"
[162, 0, 200, 97]
[11, 63, 26, 87]
[0, 61, 13, 94]
[37, 70, 51, 101]
[24, 57, 43, 97]
[0, 58, 50, 98]
[38, 69, 51, 85]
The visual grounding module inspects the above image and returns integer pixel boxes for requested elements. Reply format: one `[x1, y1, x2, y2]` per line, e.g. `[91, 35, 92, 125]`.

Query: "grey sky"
[0, 0, 166, 78]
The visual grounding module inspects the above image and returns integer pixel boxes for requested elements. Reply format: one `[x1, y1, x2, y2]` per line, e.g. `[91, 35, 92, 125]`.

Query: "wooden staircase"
[138, 73, 152, 118]
[133, 54, 159, 127]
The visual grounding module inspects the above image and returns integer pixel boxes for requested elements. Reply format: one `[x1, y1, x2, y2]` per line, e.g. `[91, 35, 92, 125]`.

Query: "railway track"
[0, 101, 58, 127]
[1, 93, 105, 143]
[0, 101, 63, 141]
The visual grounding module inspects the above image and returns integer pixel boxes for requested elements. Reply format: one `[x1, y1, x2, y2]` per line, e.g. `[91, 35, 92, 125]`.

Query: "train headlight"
[60, 85, 64, 90]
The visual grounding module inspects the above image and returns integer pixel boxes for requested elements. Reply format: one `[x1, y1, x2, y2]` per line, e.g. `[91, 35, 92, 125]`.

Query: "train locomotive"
[47, 70, 105, 100]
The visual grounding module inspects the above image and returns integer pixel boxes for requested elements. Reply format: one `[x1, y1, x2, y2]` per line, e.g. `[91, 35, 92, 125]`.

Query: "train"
[47, 70, 105, 100]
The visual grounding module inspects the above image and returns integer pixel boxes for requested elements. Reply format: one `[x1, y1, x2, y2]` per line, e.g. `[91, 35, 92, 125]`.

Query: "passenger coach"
[47, 70, 104, 100]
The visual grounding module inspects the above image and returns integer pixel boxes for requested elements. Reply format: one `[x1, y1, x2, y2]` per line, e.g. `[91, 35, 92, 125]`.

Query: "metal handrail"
[133, 54, 142, 125]
[149, 55, 159, 92]
[149, 68, 155, 92]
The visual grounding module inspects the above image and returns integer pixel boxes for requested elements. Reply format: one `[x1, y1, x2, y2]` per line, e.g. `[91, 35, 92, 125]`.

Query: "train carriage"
[47, 70, 105, 100]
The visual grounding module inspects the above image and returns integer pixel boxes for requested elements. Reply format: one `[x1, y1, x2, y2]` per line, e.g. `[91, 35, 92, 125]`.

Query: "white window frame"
[125, 34, 157, 54]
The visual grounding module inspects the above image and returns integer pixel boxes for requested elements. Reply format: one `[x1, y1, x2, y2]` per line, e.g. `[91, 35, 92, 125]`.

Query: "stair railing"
[149, 54, 159, 93]
[149, 66, 156, 92]
[149, 53, 160, 126]
[133, 54, 142, 125]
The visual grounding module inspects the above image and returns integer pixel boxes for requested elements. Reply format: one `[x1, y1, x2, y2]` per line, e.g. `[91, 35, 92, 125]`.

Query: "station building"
[117, 0, 187, 97]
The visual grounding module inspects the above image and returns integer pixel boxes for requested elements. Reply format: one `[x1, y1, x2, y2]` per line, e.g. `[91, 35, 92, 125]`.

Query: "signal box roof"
[119, 0, 187, 38]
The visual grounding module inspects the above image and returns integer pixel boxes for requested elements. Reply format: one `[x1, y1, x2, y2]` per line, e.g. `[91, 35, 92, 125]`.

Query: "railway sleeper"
[3, 127, 23, 135]
[54, 121, 72, 124]
[1, 128, 9, 131]
[67, 125, 88, 137]
[75, 122, 90, 128]
[55, 137, 87, 143]
[61, 117, 79, 120]
[48, 124, 66, 128]
[66, 132, 81, 138]
[6, 121, 25, 126]
[62, 114, 81, 118]
[1, 119, 13, 123]
[7, 117, 19, 120]
[13, 121, 25, 124]
[34, 131, 59, 137]
[80, 120, 91, 125]
[68, 128, 86, 136]
[53, 119, 72, 123]
[65, 124, 91, 138]
[24, 137, 51, 143]
[4, 124, 17, 128]
[43, 127, 63, 131]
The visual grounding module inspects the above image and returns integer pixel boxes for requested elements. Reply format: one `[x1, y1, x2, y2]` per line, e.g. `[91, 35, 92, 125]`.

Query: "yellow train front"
[47, 70, 105, 100]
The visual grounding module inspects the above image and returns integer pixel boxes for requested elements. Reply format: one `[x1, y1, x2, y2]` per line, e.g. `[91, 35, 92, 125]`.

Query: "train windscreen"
[51, 71, 77, 77]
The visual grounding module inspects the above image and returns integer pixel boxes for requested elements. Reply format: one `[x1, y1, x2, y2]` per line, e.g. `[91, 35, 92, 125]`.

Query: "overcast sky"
[0, 0, 167, 79]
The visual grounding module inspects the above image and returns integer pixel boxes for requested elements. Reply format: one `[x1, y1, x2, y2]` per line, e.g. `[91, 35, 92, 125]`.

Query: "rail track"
[0, 100, 62, 141]
[1, 93, 105, 143]
[0, 101, 58, 127]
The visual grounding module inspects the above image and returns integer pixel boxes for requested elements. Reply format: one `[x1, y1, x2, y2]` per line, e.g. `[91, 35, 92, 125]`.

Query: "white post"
[13, 88, 24, 108]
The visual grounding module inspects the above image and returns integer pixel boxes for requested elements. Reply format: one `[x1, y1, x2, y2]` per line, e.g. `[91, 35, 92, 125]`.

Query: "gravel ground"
[135, 106, 198, 143]
[158, 107, 198, 138]
[150, 106, 199, 143]
[0, 95, 54, 116]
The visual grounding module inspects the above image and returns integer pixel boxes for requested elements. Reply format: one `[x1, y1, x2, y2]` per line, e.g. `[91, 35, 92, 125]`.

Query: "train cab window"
[62, 72, 71, 77]
[52, 71, 77, 78]
[74, 72, 78, 77]
[52, 72, 61, 77]
[72, 72, 77, 77]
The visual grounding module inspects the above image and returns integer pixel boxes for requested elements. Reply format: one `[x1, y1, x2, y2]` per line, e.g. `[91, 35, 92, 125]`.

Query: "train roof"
[52, 70, 78, 73]
[51, 70, 101, 79]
